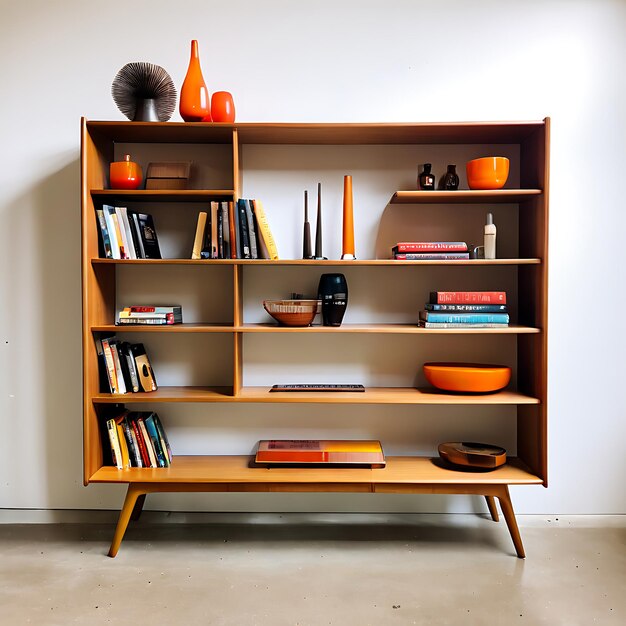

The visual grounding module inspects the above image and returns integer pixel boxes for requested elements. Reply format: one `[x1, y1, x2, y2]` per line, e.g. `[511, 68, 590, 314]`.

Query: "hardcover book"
[430, 291, 507, 304]
[419, 311, 509, 324]
[255, 440, 385, 467]
[394, 242, 467, 253]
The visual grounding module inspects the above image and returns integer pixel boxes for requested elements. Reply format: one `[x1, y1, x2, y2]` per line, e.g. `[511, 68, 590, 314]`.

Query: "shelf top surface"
[391, 190, 542, 204]
[85, 119, 547, 145]
[91, 386, 540, 405]
[89, 455, 542, 485]
[92, 258, 541, 266]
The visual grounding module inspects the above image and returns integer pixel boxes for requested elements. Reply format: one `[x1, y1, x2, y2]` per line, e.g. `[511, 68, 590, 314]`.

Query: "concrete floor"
[0, 513, 624, 625]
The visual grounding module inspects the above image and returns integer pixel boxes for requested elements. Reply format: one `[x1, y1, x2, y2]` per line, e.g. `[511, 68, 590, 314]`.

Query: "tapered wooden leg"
[108, 485, 143, 558]
[130, 494, 147, 521]
[496, 486, 525, 558]
[485, 495, 499, 522]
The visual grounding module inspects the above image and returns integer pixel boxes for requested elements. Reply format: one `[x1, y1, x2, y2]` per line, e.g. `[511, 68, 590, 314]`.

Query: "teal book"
[145, 413, 167, 468]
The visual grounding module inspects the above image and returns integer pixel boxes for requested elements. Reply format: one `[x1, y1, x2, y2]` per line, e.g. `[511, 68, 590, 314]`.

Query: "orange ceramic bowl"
[423, 362, 511, 393]
[466, 156, 509, 190]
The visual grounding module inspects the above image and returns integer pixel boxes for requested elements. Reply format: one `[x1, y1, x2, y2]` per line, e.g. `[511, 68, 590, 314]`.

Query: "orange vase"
[211, 91, 235, 122]
[179, 40, 211, 122]
[109, 154, 142, 190]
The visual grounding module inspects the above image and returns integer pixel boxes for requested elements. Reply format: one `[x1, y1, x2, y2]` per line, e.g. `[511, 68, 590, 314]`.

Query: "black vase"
[318, 273, 348, 327]
[441, 164, 459, 190]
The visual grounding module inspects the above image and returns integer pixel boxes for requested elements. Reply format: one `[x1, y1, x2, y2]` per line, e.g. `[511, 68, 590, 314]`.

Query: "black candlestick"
[313, 182, 326, 260]
[303, 190, 312, 259]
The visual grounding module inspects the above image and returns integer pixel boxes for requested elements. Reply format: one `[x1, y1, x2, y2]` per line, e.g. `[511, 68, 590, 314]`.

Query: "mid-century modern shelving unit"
[81, 118, 549, 558]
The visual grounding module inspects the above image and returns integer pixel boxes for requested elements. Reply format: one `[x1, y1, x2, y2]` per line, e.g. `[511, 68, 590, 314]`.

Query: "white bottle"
[484, 213, 496, 259]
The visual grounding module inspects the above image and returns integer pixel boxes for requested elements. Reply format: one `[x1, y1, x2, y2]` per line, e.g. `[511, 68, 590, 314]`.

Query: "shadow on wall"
[4, 156, 122, 509]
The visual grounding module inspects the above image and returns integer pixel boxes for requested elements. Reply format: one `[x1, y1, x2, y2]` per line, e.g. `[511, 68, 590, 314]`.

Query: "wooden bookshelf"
[81, 119, 549, 558]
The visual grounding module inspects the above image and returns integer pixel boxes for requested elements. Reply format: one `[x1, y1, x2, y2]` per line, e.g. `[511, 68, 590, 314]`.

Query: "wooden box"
[145, 161, 191, 190]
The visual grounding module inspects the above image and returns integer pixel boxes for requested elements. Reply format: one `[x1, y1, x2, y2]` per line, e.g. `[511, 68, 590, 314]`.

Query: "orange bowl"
[423, 362, 511, 393]
[466, 156, 509, 190]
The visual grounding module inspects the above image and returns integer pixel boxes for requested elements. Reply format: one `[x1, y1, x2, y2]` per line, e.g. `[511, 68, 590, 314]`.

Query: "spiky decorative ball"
[112, 62, 177, 122]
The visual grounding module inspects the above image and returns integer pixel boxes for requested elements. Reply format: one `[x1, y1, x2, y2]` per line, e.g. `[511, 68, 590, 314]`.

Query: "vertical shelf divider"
[233, 264, 244, 395]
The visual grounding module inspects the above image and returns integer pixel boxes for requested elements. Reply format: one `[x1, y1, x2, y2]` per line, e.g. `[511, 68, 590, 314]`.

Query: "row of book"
[117, 305, 183, 326]
[106, 411, 172, 469]
[192, 199, 278, 260]
[419, 291, 509, 328]
[96, 205, 161, 259]
[96, 336, 157, 394]
[392, 241, 469, 260]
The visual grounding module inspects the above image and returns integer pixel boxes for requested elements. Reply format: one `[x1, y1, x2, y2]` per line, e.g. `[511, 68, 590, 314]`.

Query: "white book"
[102, 205, 121, 259]
[119, 207, 137, 259]
[113, 208, 130, 259]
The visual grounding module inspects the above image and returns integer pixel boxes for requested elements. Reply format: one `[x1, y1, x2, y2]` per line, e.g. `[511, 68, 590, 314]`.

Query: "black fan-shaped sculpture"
[112, 62, 177, 122]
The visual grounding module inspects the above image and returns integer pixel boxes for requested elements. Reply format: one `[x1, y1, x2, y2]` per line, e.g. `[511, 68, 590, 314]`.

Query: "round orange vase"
[109, 154, 142, 190]
[179, 40, 210, 122]
[211, 91, 235, 122]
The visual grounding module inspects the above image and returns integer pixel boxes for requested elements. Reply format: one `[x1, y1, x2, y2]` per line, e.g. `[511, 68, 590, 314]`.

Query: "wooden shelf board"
[91, 189, 235, 202]
[91, 323, 234, 333]
[92, 386, 539, 405]
[240, 323, 540, 334]
[92, 258, 541, 266]
[86, 120, 546, 145]
[89, 455, 542, 486]
[90, 323, 540, 334]
[391, 190, 542, 204]
[93, 387, 234, 403]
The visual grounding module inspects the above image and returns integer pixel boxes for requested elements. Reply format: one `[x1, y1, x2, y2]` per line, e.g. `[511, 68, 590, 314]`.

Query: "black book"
[126, 211, 144, 258]
[217, 204, 224, 259]
[95, 337, 112, 393]
[136, 213, 162, 259]
[232, 200, 242, 258]
[130, 213, 147, 258]
[115, 341, 135, 392]
[244, 199, 258, 259]
[119, 341, 140, 392]
[237, 199, 251, 258]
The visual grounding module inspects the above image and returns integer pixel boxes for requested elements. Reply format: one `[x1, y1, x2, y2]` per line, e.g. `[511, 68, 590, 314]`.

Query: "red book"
[128, 418, 149, 467]
[430, 291, 507, 304]
[394, 242, 467, 253]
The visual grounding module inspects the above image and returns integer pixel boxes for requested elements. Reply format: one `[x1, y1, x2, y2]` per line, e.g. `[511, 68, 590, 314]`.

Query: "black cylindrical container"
[318, 273, 348, 327]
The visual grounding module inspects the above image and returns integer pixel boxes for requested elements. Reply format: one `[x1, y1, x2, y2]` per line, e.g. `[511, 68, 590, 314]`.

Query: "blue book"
[419, 312, 510, 324]
[96, 209, 113, 258]
[145, 413, 167, 467]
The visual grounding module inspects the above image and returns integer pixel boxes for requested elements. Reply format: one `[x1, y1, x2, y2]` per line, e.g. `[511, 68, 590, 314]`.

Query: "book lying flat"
[255, 440, 385, 467]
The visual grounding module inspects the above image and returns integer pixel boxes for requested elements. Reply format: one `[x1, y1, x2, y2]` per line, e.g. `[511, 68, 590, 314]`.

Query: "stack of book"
[192, 199, 278, 260]
[392, 242, 469, 260]
[419, 291, 509, 328]
[95, 337, 157, 394]
[116, 305, 183, 326]
[96, 205, 161, 259]
[106, 411, 172, 469]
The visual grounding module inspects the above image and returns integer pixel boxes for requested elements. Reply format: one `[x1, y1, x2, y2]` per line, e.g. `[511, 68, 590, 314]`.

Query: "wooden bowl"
[466, 156, 509, 190]
[438, 442, 507, 469]
[423, 362, 511, 393]
[263, 300, 319, 327]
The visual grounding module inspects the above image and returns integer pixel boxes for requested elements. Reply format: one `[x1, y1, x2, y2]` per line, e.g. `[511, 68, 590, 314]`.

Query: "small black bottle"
[318, 273, 348, 327]
[418, 163, 435, 190]
[441, 164, 459, 190]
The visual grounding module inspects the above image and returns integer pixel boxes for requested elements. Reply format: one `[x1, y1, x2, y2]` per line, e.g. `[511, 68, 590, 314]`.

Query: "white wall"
[1, 0, 625, 515]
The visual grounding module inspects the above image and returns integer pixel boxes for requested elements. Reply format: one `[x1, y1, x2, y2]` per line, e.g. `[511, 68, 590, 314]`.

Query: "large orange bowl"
[466, 156, 509, 190]
[423, 362, 511, 393]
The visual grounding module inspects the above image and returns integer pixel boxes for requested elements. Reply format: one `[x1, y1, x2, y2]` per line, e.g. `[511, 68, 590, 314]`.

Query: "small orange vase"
[109, 154, 142, 190]
[211, 91, 235, 122]
[179, 40, 210, 122]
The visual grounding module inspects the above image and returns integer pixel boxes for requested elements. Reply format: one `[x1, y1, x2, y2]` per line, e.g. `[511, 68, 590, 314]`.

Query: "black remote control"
[270, 384, 365, 392]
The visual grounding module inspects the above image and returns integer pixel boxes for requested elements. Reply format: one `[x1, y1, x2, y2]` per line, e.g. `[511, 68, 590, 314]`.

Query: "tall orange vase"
[179, 40, 211, 122]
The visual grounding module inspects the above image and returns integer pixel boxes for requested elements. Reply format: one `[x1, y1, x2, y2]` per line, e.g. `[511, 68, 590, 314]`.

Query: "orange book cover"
[255, 440, 385, 466]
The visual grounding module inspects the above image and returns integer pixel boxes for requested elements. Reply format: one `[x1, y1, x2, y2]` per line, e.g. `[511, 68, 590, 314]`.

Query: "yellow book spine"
[191, 211, 207, 259]
[252, 199, 279, 260]
[116, 423, 131, 468]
